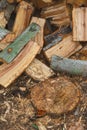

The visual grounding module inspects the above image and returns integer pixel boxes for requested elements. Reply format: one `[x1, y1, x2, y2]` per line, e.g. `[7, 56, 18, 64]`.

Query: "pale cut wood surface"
[26, 58, 54, 81]
[44, 35, 82, 60]
[13, 1, 33, 36]
[0, 1, 33, 50]
[73, 8, 87, 41]
[0, 41, 40, 87]
[0, 17, 46, 85]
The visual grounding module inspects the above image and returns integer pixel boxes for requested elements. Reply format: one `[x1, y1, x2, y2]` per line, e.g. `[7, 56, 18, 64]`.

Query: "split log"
[0, 1, 33, 50]
[13, 1, 34, 37]
[26, 58, 54, 81]
[31, 77, 81, 115]
[41, 2, 70, 26]
[0, 11, 7, 28]
[73, 7, 87, 41]
[51, 55, 87, 76]
[44, 35, 82, 61]
[25, 17, 54, 81]
[0, 23, 40, 63]
[30, 17, 45, 49]
[43, 25, 72, 51]
[0, 41, 40, 87]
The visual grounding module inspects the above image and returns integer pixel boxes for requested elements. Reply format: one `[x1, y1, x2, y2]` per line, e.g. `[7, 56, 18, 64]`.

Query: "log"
[0, 11, 7, 28]
[0, 1, 33, 50]
[26, 58, 54, 81]
[51, 55, 87, 76]
[43, 26, 72, 51]
[44, 35, 82, 61]
[0, 41, 40, 87]
[13, 1, 34, 37]
[0, 23, 40, 63]
[30, 17, 46, 49]
[41, 2, 70, 26]
[73, 7, 87, 41]
[25, 17, 54, 81]
[31, 77, 80, 115]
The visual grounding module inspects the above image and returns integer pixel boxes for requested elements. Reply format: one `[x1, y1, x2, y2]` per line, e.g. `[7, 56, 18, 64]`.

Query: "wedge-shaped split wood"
[73, 7, 87, 41]
[51, 55, 87, 76]
[0, 41, 40, 87]
[44, 35, 82, 61]
[0, 1, 33, 50]
[26, 58, 54, 81]
[0, 23, 40, 63]
[26, 17, 54, 81]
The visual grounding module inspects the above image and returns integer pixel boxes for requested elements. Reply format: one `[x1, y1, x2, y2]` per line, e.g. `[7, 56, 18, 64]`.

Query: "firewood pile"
[0, 0, 87, 129]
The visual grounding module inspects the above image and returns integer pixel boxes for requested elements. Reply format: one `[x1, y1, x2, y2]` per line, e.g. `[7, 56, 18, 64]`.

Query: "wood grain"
[0, 41, 40, 87]
[26, 58, 54, 81]
[30, 17, 45, 49]
[44, 35, 82, 60]
[0, 1, 33, 50]
[73, 8, 87, 41]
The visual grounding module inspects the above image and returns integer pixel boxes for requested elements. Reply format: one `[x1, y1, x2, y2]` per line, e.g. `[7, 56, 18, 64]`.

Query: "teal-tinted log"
[51, 55, 87, 76]
[0, 27, 10, 40]
[0, 23, 40, 63]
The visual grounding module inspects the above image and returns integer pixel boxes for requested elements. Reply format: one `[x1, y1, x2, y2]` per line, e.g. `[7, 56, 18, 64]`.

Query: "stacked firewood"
[0, 0, 86, 87]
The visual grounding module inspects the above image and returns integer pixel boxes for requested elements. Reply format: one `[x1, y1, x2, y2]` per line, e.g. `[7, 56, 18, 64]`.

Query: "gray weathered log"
[50, 55, 87, 76]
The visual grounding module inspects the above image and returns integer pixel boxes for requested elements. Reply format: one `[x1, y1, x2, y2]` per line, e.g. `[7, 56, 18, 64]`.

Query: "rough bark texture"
[51, 55, 87, 76]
